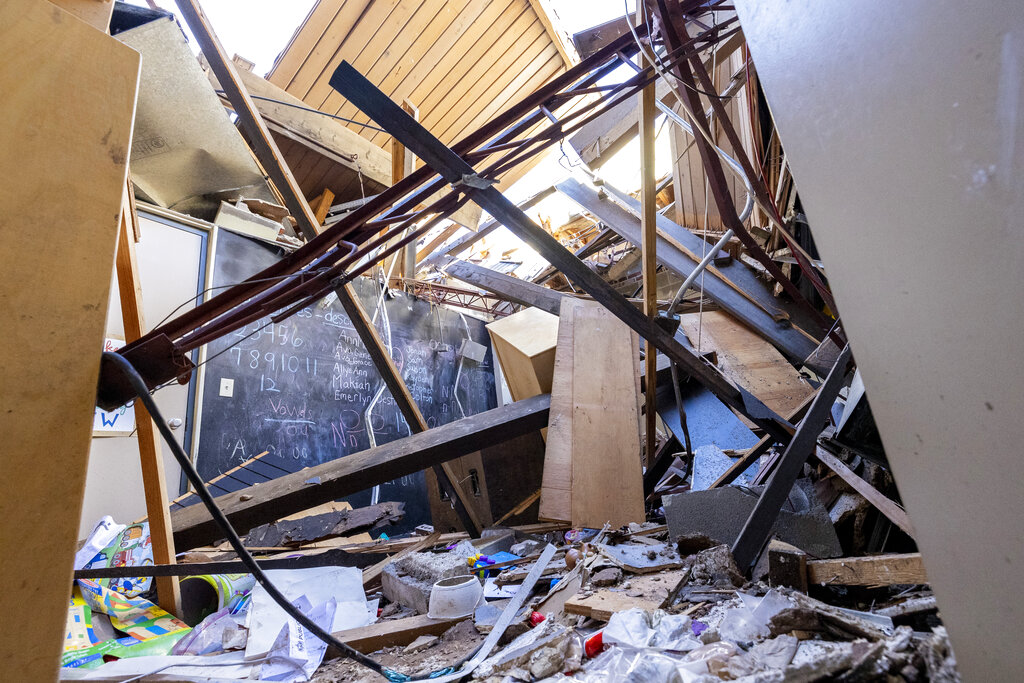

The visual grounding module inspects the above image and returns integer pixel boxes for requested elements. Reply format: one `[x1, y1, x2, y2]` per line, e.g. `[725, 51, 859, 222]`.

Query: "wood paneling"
[670, 48, 753, 231]
[267, 0, 574, 190]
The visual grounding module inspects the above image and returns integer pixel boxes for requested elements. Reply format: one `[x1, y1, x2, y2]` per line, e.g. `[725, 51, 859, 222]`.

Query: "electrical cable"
[101, 351, 478, 682]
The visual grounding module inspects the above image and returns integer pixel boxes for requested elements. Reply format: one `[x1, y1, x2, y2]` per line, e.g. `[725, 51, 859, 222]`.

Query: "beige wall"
[735, 0, 1024, 677]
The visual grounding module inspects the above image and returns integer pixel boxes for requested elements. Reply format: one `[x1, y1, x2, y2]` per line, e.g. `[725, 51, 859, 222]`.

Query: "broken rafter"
[731, 344, 853, 570]
[171, 393, 552, 550]
[445, 260, 567, 316]
[330, 60, 794, 444]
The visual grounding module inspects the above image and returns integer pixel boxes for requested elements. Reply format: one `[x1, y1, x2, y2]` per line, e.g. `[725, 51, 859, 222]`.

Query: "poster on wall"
[93, 338, 136, 436]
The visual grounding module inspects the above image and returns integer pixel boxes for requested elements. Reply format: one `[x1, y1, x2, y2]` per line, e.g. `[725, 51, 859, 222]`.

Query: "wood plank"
[1, 2, 139, 677]
[171, 394, 551, 549]
[815, 446, 916, 537]
[329, 0, 473, 133]
[329, 614, 466, 655]
[287, 0, 394, 103]
[640, 47, 659, 468]
[557, 178, 817, 362]
[446, 260, 568, 316]
[116, 193, 180, 616]
[311, 0, 426, 115]
[265, 0, 342, 89]
[527, 0, 578, 66]
[430, 31, 554, 145]
[312, 188, 334, 226]
[539, 298, 585, 521]
[361, 0, 496, 149]
[564, 570, 686, 620]
[806, 554, 927, 587]
[414, 11, 541, 142]
[679, 310, 815, 417]
[570, 303, 645, 528]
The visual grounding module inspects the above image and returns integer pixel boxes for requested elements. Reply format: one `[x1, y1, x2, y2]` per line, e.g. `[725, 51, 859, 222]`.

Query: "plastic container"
[427, 575, 483, 619]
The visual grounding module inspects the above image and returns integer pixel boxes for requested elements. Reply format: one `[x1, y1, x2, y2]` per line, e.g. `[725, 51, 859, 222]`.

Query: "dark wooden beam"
[640, 46, 660, 469]
[731, 345, 852, 570]
[445, 260, 567, 316]
[171, 394, 552, 550]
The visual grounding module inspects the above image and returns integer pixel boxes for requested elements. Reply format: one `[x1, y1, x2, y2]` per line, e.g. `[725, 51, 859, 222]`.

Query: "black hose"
[101, 352, 451, 682]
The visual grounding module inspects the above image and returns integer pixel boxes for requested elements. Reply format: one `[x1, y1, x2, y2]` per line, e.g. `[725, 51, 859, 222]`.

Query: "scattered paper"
[261, 596, 337, 682]
[245, 567, 371, 660]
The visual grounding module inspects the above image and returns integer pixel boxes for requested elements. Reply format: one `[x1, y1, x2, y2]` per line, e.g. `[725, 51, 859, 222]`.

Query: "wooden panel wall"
[670, 48, 755, 232]
[267, 0, 572, 189]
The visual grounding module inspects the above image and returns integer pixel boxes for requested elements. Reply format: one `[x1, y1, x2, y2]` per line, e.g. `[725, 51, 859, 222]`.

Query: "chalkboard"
[195, 229, 498, 527]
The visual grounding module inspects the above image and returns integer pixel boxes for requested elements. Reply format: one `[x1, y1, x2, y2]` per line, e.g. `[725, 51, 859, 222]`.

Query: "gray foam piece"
[691, 444, 761, 490]
[663, 479, 842, 560]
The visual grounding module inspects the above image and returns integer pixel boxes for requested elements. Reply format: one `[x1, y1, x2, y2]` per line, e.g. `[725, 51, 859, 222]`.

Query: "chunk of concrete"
[591, 568, 622, 587]
[663, 479, 842, 560]
[381, 544, 476, 614]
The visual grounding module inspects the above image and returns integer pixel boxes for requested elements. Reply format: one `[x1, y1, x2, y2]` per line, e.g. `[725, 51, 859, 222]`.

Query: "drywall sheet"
[735, 0, 1024, 677]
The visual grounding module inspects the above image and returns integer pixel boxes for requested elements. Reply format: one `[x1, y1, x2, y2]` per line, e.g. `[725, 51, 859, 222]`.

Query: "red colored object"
[529, 611, 546, 627]
[584, 631, 603, 658]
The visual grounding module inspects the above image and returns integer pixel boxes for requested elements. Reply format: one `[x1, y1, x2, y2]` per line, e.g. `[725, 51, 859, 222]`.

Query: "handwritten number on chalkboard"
[260, 374, 279, 392]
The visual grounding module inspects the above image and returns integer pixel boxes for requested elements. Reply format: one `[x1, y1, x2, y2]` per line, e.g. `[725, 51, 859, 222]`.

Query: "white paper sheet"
[244, 567, 371, 660]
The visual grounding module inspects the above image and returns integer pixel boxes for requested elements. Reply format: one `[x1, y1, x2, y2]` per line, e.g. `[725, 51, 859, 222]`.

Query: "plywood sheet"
[680, 311, 814, 417]
[0, 1, 139, 678]
[570, 303, 644, 528]
[538, 297, 584, 521]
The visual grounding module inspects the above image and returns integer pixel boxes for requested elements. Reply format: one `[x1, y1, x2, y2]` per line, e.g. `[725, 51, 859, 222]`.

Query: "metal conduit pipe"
[669, 228, 735, 310]
[656, 101, 755, 223]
